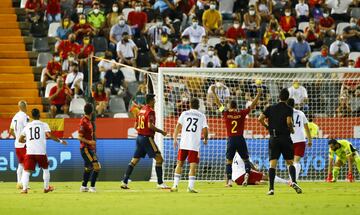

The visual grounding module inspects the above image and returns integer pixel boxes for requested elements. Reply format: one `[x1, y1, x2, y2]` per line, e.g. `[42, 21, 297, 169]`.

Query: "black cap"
[145, 94, 156, 104]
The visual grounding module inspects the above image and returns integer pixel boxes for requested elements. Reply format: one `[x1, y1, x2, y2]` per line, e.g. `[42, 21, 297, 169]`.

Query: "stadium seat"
[32, 37, 50, 52]
[69, 98, 86, 114]
[44, 82, 57, 98]
[350, 8, 360, 19]
[109, 97, 127, 113]
[127, 81, 139, 97]
[349, 52, 360, 61]
[122, 8, 135, 21]
[285, 37, 297, 46]
[223, 22, 233, 31]
[113, 113, 129, 118]
[92, 36, 108, 53]
[336, 22, 351, 35]
[48, 22, 60, 37]
[208, 37, 221, 47]
[20, 0, 26, 8]
[298, 22, 309, 32]
[36, 52, 52, 67]
[120, 67, 137, 82]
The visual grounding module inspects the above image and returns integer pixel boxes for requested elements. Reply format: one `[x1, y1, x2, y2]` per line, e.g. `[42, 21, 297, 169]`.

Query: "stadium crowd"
[23, 0, 360, 118]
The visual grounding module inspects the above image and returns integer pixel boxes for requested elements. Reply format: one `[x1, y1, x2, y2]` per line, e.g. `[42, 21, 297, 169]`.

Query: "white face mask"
[135, 6, 141, 12]
[285, 12, 291, 16]
[192, 22, 198, 28]
[112, 7, 118, 12]
[336, 40, 343, 45]
[208, 51, 214, 56]
[112, 69, 118, 73]
[349, 65, 354, 68]
[210, 4, 216, 10]
[238, 39, 243, 45]
[323, 13, 329, 18]
[151, 64, 158, 69]
[167, 57, 173, 62]
[241, 50, 247, 55]
[93, 9, 100, 14]
[54, 56, 60, 62]
[119, 20, 125, 26]
[250, 43, 256, 49]
[77, 7, 83, 13]
[249, 10, 255, 15]
[351, 22, 356, 27]
[68, 57, 75, 62]
[234, 23, 240, 29]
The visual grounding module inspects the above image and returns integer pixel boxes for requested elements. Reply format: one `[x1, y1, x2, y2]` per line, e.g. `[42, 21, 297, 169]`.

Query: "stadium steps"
[0, 1, 44, 118]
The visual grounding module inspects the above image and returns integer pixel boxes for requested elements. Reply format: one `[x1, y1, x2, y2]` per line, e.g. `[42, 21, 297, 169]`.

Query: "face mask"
[135, 6, 141, 12]
[112, 7, 118, 12]
[321, 50, 328, 57]
[241, 50, 247, 55]
[79, 19, 86, 25]
[349, 65, 354, 68]
[68, 56, 75, 62]
[285, 12, 291, 16]
[192, 22, 198, 28]
[151, 64, 158, 69]
[208, 51, 214, 56]
[83, 39, 90, 45]
[228, 63, 236, 68]
[293, 83, 300, 89]
[323, 13, 329, 18]
[63, 21, 69, 27]
[54, 56, 60, 62]
[161, 37, 168, 43]
[210, 4, 216, 10]
[250, 43, 256, 49]
[237, 39, 243, 45]
[119, 20, 125, 26]
[183, 41, 189, 45]
[112, 69, 118, 73]
[233, 23, 240, 29]
[77, 7, 83, 13]
[93, 9, 100, 14]
[157, 22, 163, 27]
[167, 57, 173, 62]
[249, 10, 255, 15]
[336, 40, 343, 45]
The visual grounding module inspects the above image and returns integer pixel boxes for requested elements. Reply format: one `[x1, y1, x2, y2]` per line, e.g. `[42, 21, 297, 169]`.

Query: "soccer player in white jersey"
[19, 108, 67, 194]
[9, 100, 29, 189]
[287, 98, 312, 180]
[171, 98, 209, 193]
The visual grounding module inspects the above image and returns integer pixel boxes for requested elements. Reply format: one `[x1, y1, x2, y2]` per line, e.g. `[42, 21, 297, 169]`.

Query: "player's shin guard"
[91, 171, 99, 187]
[22, 171, 30, 191]
[269, 168, 276, 191]
[155, 165, 163, 184]
[332, 166, 340, 182]
[188, 176, 196, 189]
[293, 162, 301, 181]
[173, 173, 181, 187]
[288, 165, 297, 184]
[43, 169, 50, 189]
[82, 168, 92, 187]
[17, 164, 24, 184]
[226, 164, 232, 180]
[244, 160, 251, 174]
[123, 163, 135, 184]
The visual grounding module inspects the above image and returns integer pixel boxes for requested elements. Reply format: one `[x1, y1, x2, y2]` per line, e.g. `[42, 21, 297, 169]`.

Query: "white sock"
[294, 162, 301, 181]
[43, 169, 50, 189]
[188, 176, 196, 189]
[22, 171, 30, 191]
[275, 176, 288, 184]
[173, 173, 181, 187]
[17, 164, 24, 184]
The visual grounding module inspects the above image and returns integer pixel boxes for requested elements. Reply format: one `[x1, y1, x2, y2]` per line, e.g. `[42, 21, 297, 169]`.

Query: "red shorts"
[293, 142, 306, 157]
[15, 148, 27, 163]
[177, 149, 199, 164]
[24, 155, 49, 171]
[235, 170, 264, 185]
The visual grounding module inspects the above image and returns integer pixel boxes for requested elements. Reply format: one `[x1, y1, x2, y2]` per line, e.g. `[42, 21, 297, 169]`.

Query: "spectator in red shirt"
[319, 9, 336, 38]
[279, 8, 297, 37]
[56, 33, 81, 59]
[25, 0, 44, 21]
[160, 52, 177, 67]
[78, 35, 94, 73]
[49, 77, 72, 118]
[46, 0, 61, 23]
[41, 53, 62, 95]
[72, 14, 95, 43]
[93, 82, 108, 116]
[226, 19, 246, 44]
[304, 18, 322, 49]
[355, 57, 360, 68]
[127, 1, 148, 35]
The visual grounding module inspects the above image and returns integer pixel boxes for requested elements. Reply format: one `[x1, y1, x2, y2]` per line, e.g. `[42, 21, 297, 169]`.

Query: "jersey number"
[231, 121, 238, 134]
[29, 127, 40, 140]
[295, 115, 301, 127]
[186, 118, 198, 132]
[137, 116, 145, 129]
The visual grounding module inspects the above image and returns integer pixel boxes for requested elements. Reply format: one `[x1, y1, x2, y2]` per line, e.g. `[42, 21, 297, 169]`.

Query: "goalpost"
[150, 67, 360, 182]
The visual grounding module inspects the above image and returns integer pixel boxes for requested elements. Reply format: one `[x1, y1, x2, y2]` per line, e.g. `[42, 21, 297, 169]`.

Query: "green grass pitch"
[0, 182, 359, 215]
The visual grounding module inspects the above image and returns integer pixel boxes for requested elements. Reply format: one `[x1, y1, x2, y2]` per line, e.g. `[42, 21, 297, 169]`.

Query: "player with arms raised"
[121, 94, 169, 189]
[211, 85, 262, 187]
[9, 100, 29, 189]
[19, 108, 67, 194]
[171, 98, 209, 193]
[287, 98, 312, 180]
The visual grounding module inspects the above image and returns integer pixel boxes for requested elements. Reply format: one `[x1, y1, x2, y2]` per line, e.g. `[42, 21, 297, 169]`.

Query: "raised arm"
[210, 85, 223, 110]
[249, 88, 262, 110]
[258, 113, 268, 129]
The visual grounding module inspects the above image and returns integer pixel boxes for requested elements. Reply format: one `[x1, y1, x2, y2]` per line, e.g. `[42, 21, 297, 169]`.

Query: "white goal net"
[150, 67, 360, 182]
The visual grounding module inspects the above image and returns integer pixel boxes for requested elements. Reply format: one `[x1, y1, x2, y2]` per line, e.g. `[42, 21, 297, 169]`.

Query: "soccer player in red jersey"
[121, 94, 169, 189]
[78, 103, 100, 193]
[211, 86, 262, 187]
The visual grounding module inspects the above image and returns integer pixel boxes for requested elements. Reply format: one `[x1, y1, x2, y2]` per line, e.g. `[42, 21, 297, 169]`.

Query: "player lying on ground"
[19, 108, 67, 194]
[121, 94, 169, 189]
[171, 98, 209, 193]
[211, 85, 262, 187]
[326, 139, 360, 182]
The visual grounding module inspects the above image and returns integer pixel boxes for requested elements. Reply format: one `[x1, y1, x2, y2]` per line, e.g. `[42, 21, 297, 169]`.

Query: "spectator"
[78, 35, 94, 73]
[327, 0, 354, 22]
[127, 1, 148, 35]
[200, 46, 221, 68]
[151, 32, 173, 62]
[279, 8, 297, 37]
[235, 45, 254, 68]
[227, 59, 237, 68]
[87, 1, 106, 33]
[243, 5, 261, 38]
[131, 83, 147, 106]
[311, 3, 324, 23]
[93, 82, 108, 116]
[104, 64, 127, 97]
[56, 33, 81, 60]
[308, 45, 339, 68]
[348, 59, 355, 68]
[72, 14, 95, 43]
[288, 80, 309, 110]
[202, 0, 222, 35]
[215, 35, 231, 67]
[329, 34, 350, 65]
[133, 31, 151, 68]
[46, 0, 61, 23]
[304, 18, 322, 50]
[206, 81, 230, 108]
[176, 0, 196, 28]
[29, 14, 48, 37]
[98, 51, 115, 81]
[250, 39, 270, 67]
[263, 19, 285, 46]
[356, 57, 360, 68]
[49, 77, 71, 118]
[70, 1, 84, 24]
[181, 17, 206, 46]
[194, 35, 210, 62]
[41, 53, 62, 95]
[61, 51, 77, 73]
[319, 9, 336, 38]
[256, 0, 272, 23]
[164, 97, 175, 117]
[336, 91, 352, 117]
[109, 15, 132, 51]
[116, 32, 138, 67]
[173, 36, 196, 66]
[25, 0, 44, 21]
[160, 52, 178, 67]
[146, 17, 174, 45]
[343, 18, 360, 52]
[55, 18, 72, 43]
[65, 62, 84, 97]
[226, 18, 246, 44]
[288, 32, 311, 68]
[295, 0, 309, 22]
[219, 0, 235, 20]
[106, 3, 121, 29]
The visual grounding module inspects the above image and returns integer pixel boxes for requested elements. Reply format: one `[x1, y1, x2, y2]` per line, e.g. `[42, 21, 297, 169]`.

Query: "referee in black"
[258, 88, 302, 195]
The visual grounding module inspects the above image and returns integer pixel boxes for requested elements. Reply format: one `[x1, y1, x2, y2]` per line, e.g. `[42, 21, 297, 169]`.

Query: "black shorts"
[133, 135, 160, 159]
[80, 147, 98, 168]
[268, 135, 294, 161]
[226, 135, 249, 160]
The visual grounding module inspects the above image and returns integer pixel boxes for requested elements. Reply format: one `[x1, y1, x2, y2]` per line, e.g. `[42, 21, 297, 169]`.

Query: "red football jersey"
[223, 108, 250, 137]
[136, 105, 155, 137]
[79, 116, 95, 150]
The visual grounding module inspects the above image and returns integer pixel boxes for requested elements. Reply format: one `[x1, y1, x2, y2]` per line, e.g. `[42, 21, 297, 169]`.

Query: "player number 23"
[231, 121, 238, 134]
[137, 116, 145, 129]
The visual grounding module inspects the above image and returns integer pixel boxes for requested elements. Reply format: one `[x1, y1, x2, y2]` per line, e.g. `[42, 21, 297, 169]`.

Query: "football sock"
[155, 165, 163, 184]
[244, 160, 251, 174]
[226, 164, 232, 180]
[17, 163, 24, 184]
[333, 166, 340, 181]
[289, 165, 297, 184]
[355, 155, 360, 172]
[123, 163, 134, 184]
[269, 168, 276, 191]
[173, 173, 181, 187]
[43, 169, 50, 189]
[91, 171, 99, 187]
[188, 176, 196, 189]
[22, 171, 30, 191]
[293, 162, 301, 181]
[82, 168, 91, 187]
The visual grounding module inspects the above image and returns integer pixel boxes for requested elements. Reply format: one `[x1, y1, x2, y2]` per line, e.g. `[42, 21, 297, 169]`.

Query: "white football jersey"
[291, 109, 309, 143]
[178, 109, 208, 152]
[10, 111, 29, 148]
[21, 120, 51, 155]
[232, 153, 245, 181]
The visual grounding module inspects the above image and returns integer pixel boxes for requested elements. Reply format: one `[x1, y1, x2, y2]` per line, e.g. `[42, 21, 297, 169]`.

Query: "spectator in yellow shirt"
[202, 0, 222, 36]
